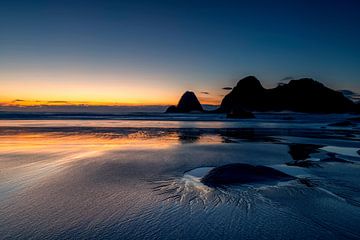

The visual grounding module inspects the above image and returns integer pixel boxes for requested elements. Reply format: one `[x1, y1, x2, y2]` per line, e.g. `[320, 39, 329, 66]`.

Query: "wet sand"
[0, 114, 360, 239]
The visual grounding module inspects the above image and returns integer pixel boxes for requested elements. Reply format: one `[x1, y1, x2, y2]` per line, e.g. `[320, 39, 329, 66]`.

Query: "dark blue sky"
[1, 0, 360, 104]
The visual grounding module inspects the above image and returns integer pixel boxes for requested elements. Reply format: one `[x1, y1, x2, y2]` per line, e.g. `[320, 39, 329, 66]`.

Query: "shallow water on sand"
[0, 115, 360, 239]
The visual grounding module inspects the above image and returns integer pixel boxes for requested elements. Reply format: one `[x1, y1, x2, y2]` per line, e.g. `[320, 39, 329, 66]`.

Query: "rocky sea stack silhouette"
[165, 91, 204, 113]
[166, 76, 358, 115]
[219, 76, 357, 113]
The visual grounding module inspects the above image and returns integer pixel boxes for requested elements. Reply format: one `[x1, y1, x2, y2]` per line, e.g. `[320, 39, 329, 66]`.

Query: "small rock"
[165, 105, 178, 113]
[201, 163, 295, 187]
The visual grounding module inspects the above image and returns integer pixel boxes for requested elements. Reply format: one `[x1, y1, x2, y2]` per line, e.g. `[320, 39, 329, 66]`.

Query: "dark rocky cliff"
[219, 76, 356, 113]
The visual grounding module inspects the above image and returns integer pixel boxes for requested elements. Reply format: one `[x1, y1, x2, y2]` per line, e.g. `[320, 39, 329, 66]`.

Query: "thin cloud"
[47, 101, 69, 103]
[222, 87, 232, 90]
[200, 91, 209, 95]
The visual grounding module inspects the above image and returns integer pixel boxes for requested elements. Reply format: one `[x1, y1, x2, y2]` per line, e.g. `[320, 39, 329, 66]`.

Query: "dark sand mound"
[201, 163, 295, 187]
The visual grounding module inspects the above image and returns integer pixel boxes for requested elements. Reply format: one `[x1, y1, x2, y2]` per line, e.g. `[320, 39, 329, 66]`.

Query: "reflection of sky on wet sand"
[0, 120, 232, 128]
[1, 121, 360, 239]
[0, 129, 225, 199]
[0, 131, 225, 153]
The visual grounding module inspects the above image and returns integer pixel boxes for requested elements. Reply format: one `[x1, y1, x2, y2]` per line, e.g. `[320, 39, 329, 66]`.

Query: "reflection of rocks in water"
[287, 145, 355, 167]
[344, 133, 356, 138]
[288, 144, 322, 160]
[348, 117, 360, 122]
[177, 131, 202, 144]
[201, 164, 295, 188]
[287, 144, 322, 168]
[220, 129, 278, 143]
[328, 121, 356, 127]
[282, 116, 295, 120]
[286, 161, 320, 168]
[320, 153, 353, 164]
[357, 149, 360, 156]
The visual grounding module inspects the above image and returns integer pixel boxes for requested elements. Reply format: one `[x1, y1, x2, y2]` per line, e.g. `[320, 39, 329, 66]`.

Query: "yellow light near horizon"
[0, 69, 193, 106]
[0, 66, 224, 107]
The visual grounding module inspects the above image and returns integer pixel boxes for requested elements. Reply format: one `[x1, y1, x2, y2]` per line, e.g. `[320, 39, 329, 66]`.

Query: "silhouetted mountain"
[219, 76, 356, 113]
[165, 91, 204, 113]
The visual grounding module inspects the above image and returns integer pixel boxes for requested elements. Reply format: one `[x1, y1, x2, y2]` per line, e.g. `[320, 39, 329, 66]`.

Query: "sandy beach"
[0, 113, 359, 239]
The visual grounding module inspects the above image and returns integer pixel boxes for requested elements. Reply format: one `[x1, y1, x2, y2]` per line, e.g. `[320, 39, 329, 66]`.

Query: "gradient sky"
[1, 0, 360, 106]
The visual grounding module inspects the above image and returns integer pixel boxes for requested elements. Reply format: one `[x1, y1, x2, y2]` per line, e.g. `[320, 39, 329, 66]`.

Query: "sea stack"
[165, 91, 204, 113]
[218, 76, 356, 113]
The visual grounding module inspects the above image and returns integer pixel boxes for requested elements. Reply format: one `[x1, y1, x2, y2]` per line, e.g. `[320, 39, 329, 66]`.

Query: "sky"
[1, 0, 360, 106]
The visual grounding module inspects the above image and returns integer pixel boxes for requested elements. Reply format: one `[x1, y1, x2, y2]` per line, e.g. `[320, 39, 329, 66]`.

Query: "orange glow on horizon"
[0, 96, 221, 107]
[0, 68, 222, 107]
[0, 98, 177, 107]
